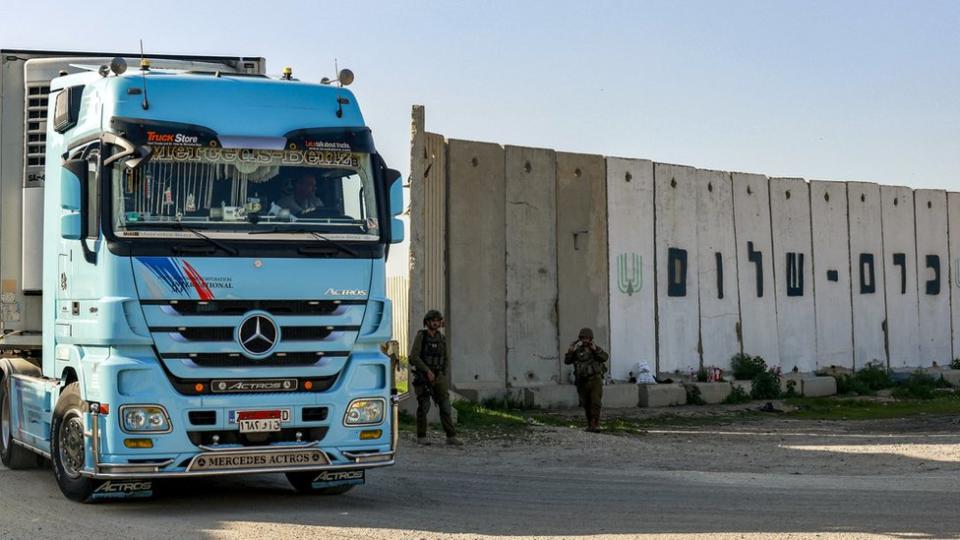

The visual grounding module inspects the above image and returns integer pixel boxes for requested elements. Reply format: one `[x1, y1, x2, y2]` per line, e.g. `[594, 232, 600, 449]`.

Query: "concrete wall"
[655, 163, 701, 375]
[810, 181, 853, 369]
[505, 146, 559, 385]
[556, 153, 609, 381]
[696, 169, 741, 369]
[847, 182, 888, 368]
[913, 190, 951, 366]
[606, 158, 656, 380]
[447, 139, 506, 387]
[410, 108, 957, 389]
[731, 173, 780, 364]
[880, 186, 920, 368]
[949, 193, 960, 360]
[769, 178, 817, 372]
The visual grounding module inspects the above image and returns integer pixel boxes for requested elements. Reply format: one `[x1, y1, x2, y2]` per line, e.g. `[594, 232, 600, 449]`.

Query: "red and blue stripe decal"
[137, 257, 215, 300]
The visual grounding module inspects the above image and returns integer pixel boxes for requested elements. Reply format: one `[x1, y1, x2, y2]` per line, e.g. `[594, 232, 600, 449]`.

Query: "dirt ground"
[2, 404, 960, 540]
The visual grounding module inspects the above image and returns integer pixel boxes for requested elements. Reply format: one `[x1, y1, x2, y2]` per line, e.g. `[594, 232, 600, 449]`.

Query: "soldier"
[564, 327, 609, 432]
[409, 310, 462, 446]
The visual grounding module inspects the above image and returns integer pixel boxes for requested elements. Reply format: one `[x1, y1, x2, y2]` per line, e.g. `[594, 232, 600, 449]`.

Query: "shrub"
[751, 369, 781, 400]
[685, 384, 706, 405]
[783, 379, 799, 398]
[731, 353, 767, 380]
[951, 358, 960, 370]
[724, 385, 751, 404]
[891, 372, 938, 400]
[696, 367, 710, 382]
[856, 362, 894, 391]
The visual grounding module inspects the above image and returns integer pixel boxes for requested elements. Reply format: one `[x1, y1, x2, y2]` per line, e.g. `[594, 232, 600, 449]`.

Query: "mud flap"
[89, 479, 155, 501]
[311, 469, 365, 489]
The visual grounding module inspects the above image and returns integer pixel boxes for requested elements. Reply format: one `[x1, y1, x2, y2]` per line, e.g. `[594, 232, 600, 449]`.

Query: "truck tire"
[0, 377, 41, 469]
[285, 471, 356, 495]
[50, 383, 97, 502]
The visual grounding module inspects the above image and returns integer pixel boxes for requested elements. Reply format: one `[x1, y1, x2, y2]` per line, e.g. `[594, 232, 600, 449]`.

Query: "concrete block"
[880, 185, 920, 368]
[638, 384, 686, 408]
[801, 376, 837, 397]
[914, 190, 951, 366]
[731, 380, 752, 395]
[780, 373, 803, 395]
[811, 181, 853, 369]
[847, 182, 887, 369]
[505, 145, 559, 385]
[688, 382, 732, 404]
[601, 383, 639, 408]
[455, 385, 508, 404]
[770, 178, 816, 372]
[523, 384, 580, 409]
[732, 172, 780, 365]
[399, 393, 458, 425]
[939, 370, 960, 387]
[949, 194, 960, 358]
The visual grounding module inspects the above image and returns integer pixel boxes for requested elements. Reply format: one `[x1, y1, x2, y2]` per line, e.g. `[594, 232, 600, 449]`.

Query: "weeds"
[723, 385, 751, 404]
[751, 369, 781, 399]
[731, 353, 767, 380]
[685, 384, 706, 405]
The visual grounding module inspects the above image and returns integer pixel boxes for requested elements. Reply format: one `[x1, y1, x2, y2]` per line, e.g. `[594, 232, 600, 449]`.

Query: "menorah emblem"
[617, 253, 642, 296]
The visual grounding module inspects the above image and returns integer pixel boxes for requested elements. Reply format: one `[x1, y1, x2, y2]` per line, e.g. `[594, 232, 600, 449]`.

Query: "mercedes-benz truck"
[0, 49, 402, 502]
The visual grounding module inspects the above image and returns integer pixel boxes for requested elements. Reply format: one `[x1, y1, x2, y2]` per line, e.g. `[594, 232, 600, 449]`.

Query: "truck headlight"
[344, 398, 385, 426]
[120, 405, 172, 433]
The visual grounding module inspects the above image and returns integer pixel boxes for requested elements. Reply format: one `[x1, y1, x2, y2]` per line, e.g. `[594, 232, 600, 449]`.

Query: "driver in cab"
[277, 173, 324, 216]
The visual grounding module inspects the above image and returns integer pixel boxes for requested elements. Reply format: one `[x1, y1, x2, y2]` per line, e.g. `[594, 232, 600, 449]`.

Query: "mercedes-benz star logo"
[237, 313, 279, 357]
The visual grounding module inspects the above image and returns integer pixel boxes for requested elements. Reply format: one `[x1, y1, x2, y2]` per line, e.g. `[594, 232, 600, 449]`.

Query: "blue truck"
[0, 50, 403, 502]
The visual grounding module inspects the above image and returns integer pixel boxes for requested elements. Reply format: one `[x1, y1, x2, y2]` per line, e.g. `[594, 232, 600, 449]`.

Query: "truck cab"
[0, 50, 403, 502]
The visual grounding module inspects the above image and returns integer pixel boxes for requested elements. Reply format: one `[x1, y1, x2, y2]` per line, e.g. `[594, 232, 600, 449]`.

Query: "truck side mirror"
[387, 169, 404, 244]
[61, 160, 86, 240]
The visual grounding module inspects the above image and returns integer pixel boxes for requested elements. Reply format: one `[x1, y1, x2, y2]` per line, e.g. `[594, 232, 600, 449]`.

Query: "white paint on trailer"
[846, 182, 888, 369]
[769, 178, 817, 372]
[654, 163, 701, 375]
[695, 169, 741, 370]
[880, 185, 920, 369]
[913, 190, 951, 366]
[606, 157, 656, 381]
[505, 146, 559, 385]
[810, 181, 853, 369]
[731, 173, 780, 366]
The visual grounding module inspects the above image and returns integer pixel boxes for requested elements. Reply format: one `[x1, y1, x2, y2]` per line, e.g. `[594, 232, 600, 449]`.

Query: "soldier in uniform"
[564, 327, 609, 432]
[409, 310, 462, 446]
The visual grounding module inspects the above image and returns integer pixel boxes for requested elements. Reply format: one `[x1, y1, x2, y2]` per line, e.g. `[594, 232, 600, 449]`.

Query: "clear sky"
[4, 0, 959, 275]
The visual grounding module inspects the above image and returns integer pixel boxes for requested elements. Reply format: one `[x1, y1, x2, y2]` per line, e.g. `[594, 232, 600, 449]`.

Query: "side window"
[85, 149, 100, 240]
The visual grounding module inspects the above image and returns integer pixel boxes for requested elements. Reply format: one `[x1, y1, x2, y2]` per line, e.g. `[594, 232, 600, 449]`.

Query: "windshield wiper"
[170, 222, 239, 256]
[248, 227, 358, 257]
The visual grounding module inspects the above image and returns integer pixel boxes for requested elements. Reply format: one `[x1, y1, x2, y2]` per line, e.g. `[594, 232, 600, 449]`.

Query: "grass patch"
[452, 401, 529, 432]
[786, 394, 960, 420]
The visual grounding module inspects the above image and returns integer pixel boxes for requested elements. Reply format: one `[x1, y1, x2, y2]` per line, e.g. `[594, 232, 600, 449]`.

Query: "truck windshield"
[110, 148, 379, 240]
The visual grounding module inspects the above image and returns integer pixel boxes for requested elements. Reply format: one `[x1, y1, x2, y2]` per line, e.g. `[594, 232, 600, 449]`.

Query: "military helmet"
[578, 327, 594, 339]
[423, 309, 444, 325]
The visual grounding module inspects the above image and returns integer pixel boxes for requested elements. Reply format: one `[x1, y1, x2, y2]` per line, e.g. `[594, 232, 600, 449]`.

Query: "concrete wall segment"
[769, 178, 817, 372]
[810, 181, 853, 369]
[731, 173, 780, 365]
[556, 153, 609, 382]
[914, 190, 951, 366]
[695, 169, 741, 369]
[447, 139, 507, 387]
[654, 163, 701, 375]
[606, 157, 656, 381]
[880, 185, 920, 368]
[505, 145, 560, 385]
[846, 182, 888, 368]
[948, 193, 960, 359]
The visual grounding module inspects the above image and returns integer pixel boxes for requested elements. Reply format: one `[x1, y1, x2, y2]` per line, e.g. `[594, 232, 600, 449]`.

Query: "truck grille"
[145, 299, 363, 316]
[166, 351, 348, 368]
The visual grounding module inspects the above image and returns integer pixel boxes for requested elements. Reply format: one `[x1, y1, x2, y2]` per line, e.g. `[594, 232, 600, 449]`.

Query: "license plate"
[236, 410, 284, 433]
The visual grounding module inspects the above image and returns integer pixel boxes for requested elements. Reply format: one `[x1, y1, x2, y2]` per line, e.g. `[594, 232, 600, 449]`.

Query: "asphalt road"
[2, 427, 959, 539]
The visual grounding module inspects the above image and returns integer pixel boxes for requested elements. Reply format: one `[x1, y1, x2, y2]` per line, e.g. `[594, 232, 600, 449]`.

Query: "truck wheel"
[50, 383, 97, 502]
[0, 377, 41, 469]
[285, 472, 356, 495]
